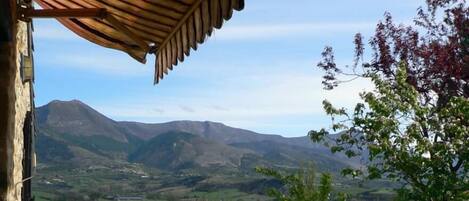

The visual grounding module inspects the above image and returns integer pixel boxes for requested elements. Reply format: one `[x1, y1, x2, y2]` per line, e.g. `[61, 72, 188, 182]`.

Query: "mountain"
[36, 100, 143, 162]
[129, 131, 255, 171]
[37, 100, 130, 143]
[35, 100, 355, 172]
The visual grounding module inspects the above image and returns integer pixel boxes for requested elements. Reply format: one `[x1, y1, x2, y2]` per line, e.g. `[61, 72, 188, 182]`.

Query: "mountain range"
[36, 100, 358, 173]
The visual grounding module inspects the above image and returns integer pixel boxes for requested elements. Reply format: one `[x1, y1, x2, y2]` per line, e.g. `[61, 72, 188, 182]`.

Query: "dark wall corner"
[0, 0, 15, 199]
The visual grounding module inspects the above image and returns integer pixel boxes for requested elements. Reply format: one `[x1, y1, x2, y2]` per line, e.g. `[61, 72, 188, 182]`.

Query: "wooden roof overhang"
[28, 0, 244, 83]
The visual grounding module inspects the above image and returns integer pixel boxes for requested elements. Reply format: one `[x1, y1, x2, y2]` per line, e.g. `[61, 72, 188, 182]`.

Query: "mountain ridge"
[36, 99, 355, 173]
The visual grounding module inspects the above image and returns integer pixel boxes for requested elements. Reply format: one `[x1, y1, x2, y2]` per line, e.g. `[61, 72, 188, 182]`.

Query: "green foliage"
[310, 64, 469, 200]
[313, 1, 468, 199]
[255, 166, 335, 201]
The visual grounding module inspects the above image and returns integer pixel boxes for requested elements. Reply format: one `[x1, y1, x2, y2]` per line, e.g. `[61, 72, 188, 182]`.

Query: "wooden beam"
[20, 8, 107, 19]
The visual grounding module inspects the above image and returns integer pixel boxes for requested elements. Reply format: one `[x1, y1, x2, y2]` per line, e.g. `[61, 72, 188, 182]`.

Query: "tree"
[310, 0, 468, 200]
[255, 166, 334, 201]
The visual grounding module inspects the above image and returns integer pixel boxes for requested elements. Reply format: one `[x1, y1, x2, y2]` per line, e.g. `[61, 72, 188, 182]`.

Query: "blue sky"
[33, 0, 425, 137]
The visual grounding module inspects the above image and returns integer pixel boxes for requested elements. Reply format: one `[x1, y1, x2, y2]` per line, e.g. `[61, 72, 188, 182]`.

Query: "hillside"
[129, 131, 255, 171]
[36, 100, 355, 172]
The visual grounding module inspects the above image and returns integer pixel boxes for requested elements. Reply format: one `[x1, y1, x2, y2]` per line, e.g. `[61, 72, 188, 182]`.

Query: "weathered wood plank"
[181, 22, 190, 56]
[221, 0, 233, 20]
[120, 0, 183, 19]
[201, 0, 211, 36]
[211, 0, 223, 29]
[171, 37, 178, 65]
[176, 30, 184, 62]
[187, 15, 197, 50]
[232, 0, 244, 11]
[194, 7, 203, 43]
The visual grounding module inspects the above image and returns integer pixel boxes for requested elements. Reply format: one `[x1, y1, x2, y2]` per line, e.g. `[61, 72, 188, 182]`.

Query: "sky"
[33, 0, 426, 137]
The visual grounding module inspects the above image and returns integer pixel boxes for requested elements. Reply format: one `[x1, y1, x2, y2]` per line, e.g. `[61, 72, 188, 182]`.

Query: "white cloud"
[39, 51, 152, 76]
[97, 71, 372, 122]
[94, 70, 372, 137]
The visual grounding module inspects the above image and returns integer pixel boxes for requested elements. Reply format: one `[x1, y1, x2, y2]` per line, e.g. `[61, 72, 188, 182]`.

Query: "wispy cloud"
[95, 70, 372, 136]
[179, 105, 196, 113]
[39, 51, 152, 76]
[211, 105, 230, 112]
[97, 71, 373, 122]
[213, 22, 376, 41]
[152, 108, 165, 114]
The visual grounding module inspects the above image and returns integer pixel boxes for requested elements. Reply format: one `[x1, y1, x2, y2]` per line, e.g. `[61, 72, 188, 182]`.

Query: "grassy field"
[32, 162, 396, 201]
[32, 162, 271, 201]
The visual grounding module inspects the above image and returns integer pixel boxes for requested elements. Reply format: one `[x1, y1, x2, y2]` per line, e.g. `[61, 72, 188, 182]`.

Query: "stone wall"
[2, 16, 33, 201]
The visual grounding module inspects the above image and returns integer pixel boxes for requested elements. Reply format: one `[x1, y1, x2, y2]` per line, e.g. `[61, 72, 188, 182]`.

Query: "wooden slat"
[113, 15, 168, 36]
[120, 0, 184, 19]
[158, 49, 163, 79]
[232, 0, 244, 11]
[81, 18, 137, 45]
[181, 22, 190, 56]
[67, 0, 170, 32]
[155, 0, 203, 71]
[98, 0, 179, 26]
[161, 44, 169, 74]
[179, 0, 198, 5]
[157, 47, 162, 78]
[105, 14, 149, 51]
[187, 15, 197, 50]
[201, 0, 211, 36]
[146, 0, 190, 13]
[165, 40, 172, 70]
[84, 0, 176, 27]
[87, 13, 162, 43]
[68, 0, 171, 36]
[211, 0, 222, 29]
[119, 23, 164, 43]
[107, 10, 172, 33]
[157, 51, 162, 78]
[168, 45, 173, 72]
[170, 36, 178, 65]
[155, 55, 160, 83]
[221, 0, 233, 20]
[161, 45, 167, 75]
[89, 13, 165, 43]
[176, 30, 184, 62]
[194, 7, 203, 43]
